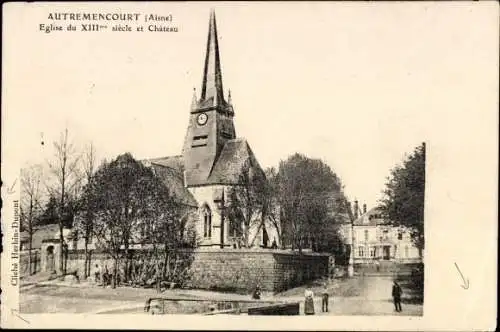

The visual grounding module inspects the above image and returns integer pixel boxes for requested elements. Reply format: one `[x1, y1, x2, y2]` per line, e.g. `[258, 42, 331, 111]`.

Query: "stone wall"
[188, 249, 329, 293]
[272, 252, 329, 292]
[45, 246, 329, 293]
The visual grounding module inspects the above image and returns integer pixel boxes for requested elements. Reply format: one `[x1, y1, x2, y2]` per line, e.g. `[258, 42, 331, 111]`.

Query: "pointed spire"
[200, 9, 225, 106]
[191, 87, 197, 109]
[227, 89, 232, 104]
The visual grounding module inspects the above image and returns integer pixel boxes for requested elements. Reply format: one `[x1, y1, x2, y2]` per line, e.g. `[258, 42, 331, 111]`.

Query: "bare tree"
[46, 128, 81, 275]
[76, 142, 97, 278]
[262, 167, 284, 247]
[20, 164, 45, 275]
[226, 164, 267, 248]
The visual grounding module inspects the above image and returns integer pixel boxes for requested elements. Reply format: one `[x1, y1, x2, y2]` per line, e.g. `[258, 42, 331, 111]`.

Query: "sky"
[3, 2, 498, 209]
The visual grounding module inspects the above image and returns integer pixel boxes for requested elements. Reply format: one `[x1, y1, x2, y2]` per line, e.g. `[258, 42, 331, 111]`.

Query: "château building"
[351, 206, 421, 264]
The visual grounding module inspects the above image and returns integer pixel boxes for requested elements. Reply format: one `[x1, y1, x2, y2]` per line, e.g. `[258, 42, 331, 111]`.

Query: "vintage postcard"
[1, 1, 498, 330]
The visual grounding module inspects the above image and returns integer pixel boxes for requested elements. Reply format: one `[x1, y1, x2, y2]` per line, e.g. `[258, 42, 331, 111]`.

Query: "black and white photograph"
[1, 2, 497, 330]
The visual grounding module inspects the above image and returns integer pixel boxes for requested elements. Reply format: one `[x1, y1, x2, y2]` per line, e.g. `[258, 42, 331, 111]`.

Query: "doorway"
[383, 246, 391, 260]
[46, 245, 55, 272]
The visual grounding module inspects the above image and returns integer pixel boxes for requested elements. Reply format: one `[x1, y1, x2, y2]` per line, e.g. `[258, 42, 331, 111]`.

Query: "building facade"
[352, 207, 421, 264]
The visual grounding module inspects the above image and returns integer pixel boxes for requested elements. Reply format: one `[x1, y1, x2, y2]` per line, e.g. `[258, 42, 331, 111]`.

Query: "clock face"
[197, 113, 208, 126]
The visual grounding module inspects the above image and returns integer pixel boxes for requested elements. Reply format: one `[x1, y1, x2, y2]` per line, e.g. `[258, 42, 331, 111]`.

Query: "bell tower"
[182, 10, 236, 187]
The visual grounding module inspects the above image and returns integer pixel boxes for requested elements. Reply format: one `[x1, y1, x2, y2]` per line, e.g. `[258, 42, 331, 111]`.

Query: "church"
[143, 10, 278, 250]
[36, 11, 330, 292]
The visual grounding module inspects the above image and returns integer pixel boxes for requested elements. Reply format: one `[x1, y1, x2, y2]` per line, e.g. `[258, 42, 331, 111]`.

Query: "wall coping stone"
[192, 248, 330, 257]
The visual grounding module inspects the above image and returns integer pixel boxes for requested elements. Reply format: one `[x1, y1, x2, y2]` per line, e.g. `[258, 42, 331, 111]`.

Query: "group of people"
[93, 264, 120, 287]
[303, 279, 403, 315]
[304, 283, 331, 315]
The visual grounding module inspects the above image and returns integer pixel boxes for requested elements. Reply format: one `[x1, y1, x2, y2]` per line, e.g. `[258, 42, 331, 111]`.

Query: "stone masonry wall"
[52, 247, 329, 293]
[188, 250, 276, 293]
[272, 252, 329, 292]
[188, 249, 329, 293]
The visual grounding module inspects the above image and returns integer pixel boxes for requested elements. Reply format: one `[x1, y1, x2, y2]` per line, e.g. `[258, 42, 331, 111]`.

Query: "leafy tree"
[39, 195, 58, 225]
[274, 153, 346, 252]
[380, 143, 426, 257]
[83, 153, 187, 288]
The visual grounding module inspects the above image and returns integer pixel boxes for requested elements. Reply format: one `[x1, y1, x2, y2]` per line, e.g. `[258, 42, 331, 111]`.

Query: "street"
[20, 275, 422, 316]
[297, 276, 423, 316]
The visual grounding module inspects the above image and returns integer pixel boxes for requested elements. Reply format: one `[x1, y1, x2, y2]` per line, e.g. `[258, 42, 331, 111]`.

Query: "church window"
[192, 135, 208, 148]
[358, 246, 365, 257]
[202, 205, 212, 238]
[398, 232, 403, 240]
[364, 230, 369, 242]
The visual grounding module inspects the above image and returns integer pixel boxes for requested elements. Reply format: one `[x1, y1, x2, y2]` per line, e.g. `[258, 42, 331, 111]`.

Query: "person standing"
[252, 284, 261, 300]
[321, 283, 329, 312]
[93, 264, 100, 284]
[304, 288, 315, 315]
[392, 280, 403, 312]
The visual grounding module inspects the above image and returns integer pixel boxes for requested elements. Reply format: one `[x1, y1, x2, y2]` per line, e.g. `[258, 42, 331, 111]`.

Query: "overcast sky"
[4, 2, 497, 209]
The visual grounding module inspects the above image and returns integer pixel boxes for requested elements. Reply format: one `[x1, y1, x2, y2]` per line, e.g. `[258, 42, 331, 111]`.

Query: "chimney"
[354, 200, 359, 219]
[346, 201, 352, 219]
[363, 203, 367, 214]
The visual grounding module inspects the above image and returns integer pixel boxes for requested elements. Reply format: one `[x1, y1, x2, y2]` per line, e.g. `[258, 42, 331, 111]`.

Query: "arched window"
[202, 205, 212, 238]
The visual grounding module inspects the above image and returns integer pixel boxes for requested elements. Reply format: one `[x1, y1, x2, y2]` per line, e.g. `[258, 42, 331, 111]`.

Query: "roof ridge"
[147, 155, 183, 161]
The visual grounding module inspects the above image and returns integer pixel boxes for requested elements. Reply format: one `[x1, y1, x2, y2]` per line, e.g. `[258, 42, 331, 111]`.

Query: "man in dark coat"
[392, 280, 402, 312]
[321, 282, 329, 312]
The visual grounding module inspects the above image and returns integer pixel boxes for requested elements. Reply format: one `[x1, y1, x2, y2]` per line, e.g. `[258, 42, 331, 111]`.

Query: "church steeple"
[182, 10, 236, 187]
[200, 9, 225, 107]
[191, 88, 197, 109]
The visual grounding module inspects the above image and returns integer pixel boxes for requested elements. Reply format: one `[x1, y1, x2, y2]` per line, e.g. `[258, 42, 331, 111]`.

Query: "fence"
[20, 250, 41, 277]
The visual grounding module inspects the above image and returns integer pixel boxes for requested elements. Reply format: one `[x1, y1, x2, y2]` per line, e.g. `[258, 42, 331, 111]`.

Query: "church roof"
[149, 155, 184, 171]
[207, 138, 265, 184]
[143, 156, 198, 207]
